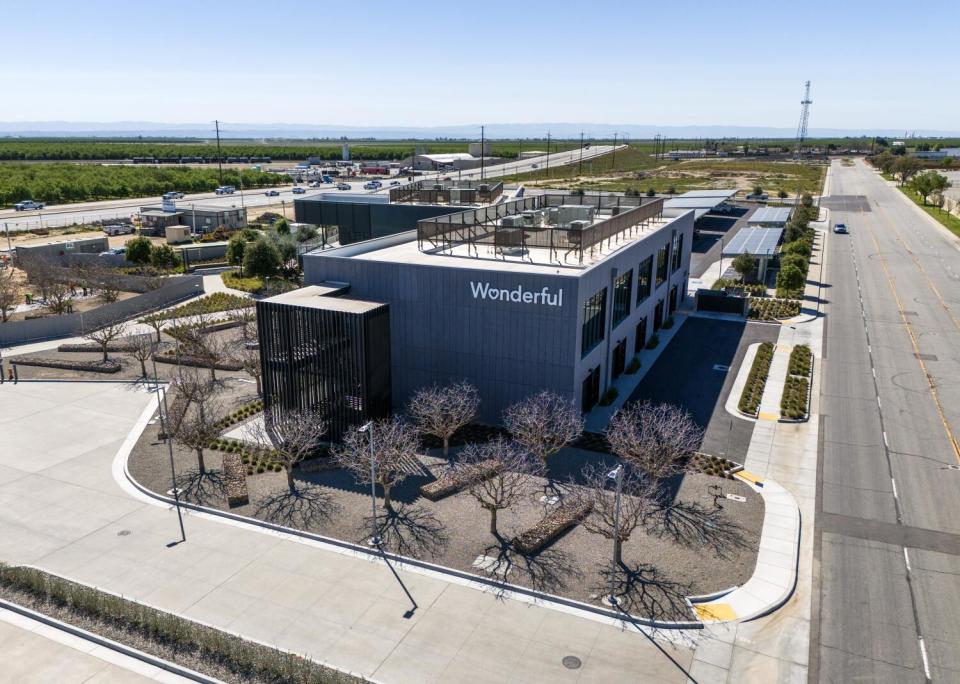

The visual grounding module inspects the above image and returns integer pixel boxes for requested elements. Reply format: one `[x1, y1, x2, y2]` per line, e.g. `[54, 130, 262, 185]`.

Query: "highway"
[0, 145, 620, 233]
[811, 159, 960, 682]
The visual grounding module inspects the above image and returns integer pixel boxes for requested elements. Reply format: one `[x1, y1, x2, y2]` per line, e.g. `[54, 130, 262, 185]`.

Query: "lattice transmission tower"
[794, 80, 812, 159]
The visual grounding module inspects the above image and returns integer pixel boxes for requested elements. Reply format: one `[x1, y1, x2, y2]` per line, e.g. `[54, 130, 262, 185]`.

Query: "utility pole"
[612, 133, 618, 170]
[579, 131, 585, 176]
[215, 120, 224, 184]
[480, 125, 485, 181]
[545, 132, 551, 181]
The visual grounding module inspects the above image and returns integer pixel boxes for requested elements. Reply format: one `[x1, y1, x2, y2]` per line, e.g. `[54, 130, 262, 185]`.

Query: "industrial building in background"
[258, 193, 694, 425]
[138, 200, 247, 236]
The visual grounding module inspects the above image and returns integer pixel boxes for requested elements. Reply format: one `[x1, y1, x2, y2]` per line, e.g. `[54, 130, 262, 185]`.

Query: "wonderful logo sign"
[469, 281, 564, 307]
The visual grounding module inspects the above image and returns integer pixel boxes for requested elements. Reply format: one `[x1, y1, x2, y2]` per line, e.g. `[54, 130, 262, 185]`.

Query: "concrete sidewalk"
[0, 381, 697, 683]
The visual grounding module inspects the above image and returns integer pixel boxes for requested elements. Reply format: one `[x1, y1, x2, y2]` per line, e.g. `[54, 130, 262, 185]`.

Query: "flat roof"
[747, 207, 793, 224]
[675, 188, 738, 199]
[261, 284, 384, 313]
[416, 153, 476, 163]
[140, 204, 238, 213]
[141, 209, 183, 217]
[663, 197, 727, 210]
[722, 227, 784, 257]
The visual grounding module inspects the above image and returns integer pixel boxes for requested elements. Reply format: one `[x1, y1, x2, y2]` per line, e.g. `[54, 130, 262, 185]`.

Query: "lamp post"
[151, 350, 186, 544]
[606, 464, 625, 608]
[358, 421, 381, 546]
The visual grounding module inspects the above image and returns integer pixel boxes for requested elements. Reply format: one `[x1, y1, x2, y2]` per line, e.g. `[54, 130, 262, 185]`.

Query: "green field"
[0, 163, 286, 205]
[895, 185, 960, 238]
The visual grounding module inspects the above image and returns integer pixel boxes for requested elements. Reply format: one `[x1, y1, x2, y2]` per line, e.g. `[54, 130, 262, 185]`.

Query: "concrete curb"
[724, 342, 760, 423]
[0, 597, 216, 683]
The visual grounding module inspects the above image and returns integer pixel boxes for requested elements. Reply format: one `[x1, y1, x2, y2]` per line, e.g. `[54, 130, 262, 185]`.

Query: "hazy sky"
[3, 0, 957, 131]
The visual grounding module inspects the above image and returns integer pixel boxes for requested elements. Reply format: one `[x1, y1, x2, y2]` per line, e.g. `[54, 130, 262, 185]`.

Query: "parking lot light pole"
[606, 464, 625, 608]
[358, 422, 381, 546]
[151, 351, 186, 544]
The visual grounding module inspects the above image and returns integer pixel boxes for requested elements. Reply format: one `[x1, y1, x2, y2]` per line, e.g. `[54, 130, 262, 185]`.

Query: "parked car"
[265, 189, 280, 197]
[292, 187, 306, 194]
[13, 200, 45, 211]
[745, 192, 769, 201]
[103, 224, 134, 236]
[833, 223, 848, 234]
[337, 183, 351, 190]
[99, 247, 126, 256]
[215, 186, 236, 195]
[162, 191, 184, 200]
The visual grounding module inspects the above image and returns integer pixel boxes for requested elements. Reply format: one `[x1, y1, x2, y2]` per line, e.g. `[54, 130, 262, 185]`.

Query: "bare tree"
[230, 306, 258, 345]
[335, 416, 420, 511]
[575, 464, 653, 567]
[503, 390, 583, 467]
[237, 343, 263, 396]
[174, 399, 223, 475]
[0, 268, 19, 322]
[144, 308, 168, 343]
[605, 401, 701, 489]
[457, 436, 540, 537]
[407, 381, 480, 457]
[252, 407, 328, 491]
[172, 367, 218, 426]
[126, 334, 155, 378]
[190, 324, 233, 381]
[84, 319, 128, 363]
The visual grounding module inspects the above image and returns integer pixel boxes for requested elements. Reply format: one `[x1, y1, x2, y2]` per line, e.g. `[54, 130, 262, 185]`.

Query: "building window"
[612, 269, 633, 328]
[656, 244, 669, 287]
[671, 232, 683, 272]
[581, 365, 601, 413]
[581, 287, 607, 357]
[637, 256, 652, 303]
[635, 317, 647, 354]
[612, 338, 627, 379]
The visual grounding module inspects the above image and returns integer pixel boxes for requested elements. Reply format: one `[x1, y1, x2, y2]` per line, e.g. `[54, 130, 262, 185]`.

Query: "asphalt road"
[811, 159, 960, 682]
[0, 145, 620, 233]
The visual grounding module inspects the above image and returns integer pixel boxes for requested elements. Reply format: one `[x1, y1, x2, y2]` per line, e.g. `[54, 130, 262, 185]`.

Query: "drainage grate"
[562, 656, 582, 670]
[915, 353, 938, 361]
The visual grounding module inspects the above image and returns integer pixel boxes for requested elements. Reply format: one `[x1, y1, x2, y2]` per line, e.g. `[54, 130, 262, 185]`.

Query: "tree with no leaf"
[172, 367, 218, 426]
[457, 436, 540, 538]
[252, 407, 328, 492]
[575, 464, 653, 566]
[407, 381, 480, 457]
[605, 401, 701, 495]
[503, 390, 583, 468]
[335, 416, 420, 511]
[174, 398, 223, 475]
[144, 309, 168, 343]
[236, 343, 263, 396]
[126, 334, 155, 379]
[0, 268, 18, 322]
[84, 318, 128, 363]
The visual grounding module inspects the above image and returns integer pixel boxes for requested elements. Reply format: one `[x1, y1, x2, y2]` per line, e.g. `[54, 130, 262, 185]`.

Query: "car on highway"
[531, 163, 539, 169]
[389, 180, 401, 186]
[265, 189, 280, 197]
[363, 181, 380, 190]
[13, 200, 45, 211]
[162, 191, 184, 200]
[292, 187, 306, 194]
[833, 223, 848, 234]
[215, 186, 236, 195]
[336, 183, 351, 191]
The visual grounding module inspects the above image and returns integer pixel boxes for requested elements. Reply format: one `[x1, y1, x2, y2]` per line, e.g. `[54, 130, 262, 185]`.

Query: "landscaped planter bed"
[780, 344, 813, 421]
[748, 297, 801, 321]
[13, 357, 121, 373]
[155, 354, 243, 371]
[738, 342, 774, 416]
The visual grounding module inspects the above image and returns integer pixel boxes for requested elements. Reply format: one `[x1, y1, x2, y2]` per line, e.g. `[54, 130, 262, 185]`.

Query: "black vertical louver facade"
[257, 291, 392, 441]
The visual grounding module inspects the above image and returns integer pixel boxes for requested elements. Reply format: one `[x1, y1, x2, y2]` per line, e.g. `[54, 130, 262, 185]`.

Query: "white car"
[215, 186, 236, 195]
[363, 182, 380, 190]
[13, 200, 45, 211]
[337, 183, 351, 191]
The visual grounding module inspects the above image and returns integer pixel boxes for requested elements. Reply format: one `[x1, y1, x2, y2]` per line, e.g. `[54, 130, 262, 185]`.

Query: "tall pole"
[579, 131, 585, 176]
[3, 222, 11, 254]
[480, 125, 485, 182]
[545, 132, 551, 181]
[607, 465, 624, 607]
[612, 133, 618, 170]
[215, 120, 224, 185]
[359, 422, 381, 546]
[151, 353, 186, 544]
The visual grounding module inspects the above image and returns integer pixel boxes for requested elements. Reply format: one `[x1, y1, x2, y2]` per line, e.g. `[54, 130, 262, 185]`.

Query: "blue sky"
[3, 0, 958, 132]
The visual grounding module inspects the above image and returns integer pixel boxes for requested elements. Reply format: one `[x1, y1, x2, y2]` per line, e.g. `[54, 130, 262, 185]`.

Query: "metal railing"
[389, 179, 504, 205]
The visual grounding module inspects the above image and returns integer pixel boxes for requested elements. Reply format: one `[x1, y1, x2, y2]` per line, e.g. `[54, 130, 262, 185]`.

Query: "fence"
[0, 275, 204, 347]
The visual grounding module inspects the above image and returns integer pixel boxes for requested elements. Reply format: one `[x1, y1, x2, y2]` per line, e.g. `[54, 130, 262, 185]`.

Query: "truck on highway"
[13, 200, 45, 211]
[162, 191, 184, 200]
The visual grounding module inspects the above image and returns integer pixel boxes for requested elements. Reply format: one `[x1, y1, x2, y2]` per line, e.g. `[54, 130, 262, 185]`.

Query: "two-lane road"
[812, 159, 960, 682]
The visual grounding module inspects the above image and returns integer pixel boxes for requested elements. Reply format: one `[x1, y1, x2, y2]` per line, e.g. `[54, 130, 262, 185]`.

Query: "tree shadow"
[643, 498, 749, 559]
[598, 562, 693, 622]
[361, 503, 449, 560]
[477, 536, 582, 595]
[254, 484, 342, 530]
[175, 467, 225, 506]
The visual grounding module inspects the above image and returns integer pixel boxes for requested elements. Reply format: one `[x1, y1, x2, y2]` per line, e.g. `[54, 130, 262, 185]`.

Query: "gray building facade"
[302, 207, 694, 424]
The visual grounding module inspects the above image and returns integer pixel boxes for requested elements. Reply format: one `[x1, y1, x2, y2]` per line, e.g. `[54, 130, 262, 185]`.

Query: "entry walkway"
[0, 382, 695, 683]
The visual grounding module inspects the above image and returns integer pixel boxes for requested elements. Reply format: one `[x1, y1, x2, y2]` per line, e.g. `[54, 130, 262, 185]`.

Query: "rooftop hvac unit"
[521, 209, 545, 227]
[479, 184, 490, 193]
[568, 219, 590, 232]
[547, 207, 560, 224]
[501, 215, 525, 228]
[558, 204, 596, 225]
[449, 188, 463, 203]
[433, 184, 444, 191]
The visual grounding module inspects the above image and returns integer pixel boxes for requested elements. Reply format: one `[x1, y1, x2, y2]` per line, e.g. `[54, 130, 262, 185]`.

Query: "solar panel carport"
[722, 227, 784, 281]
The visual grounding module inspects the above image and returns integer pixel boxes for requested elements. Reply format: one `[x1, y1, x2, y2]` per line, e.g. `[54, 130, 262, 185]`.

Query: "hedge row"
[748, 297, 801, 321]
[512, 501, 593, 554]
[738, 342, 774, 416]
[214, 399, 265, 432]
[419, 459, 502, 501]
[155, 354, 243, 371]
[13, 358, 121, 373]
[780, 376, 810, 420]
[143, 292, 253, 323]
[788, 344, 812, 376]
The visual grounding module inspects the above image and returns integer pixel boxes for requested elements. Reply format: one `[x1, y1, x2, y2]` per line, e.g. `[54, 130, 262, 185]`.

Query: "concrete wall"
[0, 275, 204, 346]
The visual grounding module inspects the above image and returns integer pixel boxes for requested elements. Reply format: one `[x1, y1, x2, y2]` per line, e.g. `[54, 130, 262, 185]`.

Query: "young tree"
[243, 238, 281, 279]
[777, 264, 806, 293]
[503, 390, 583, 468]
[127, 334, 155, 379]
[237, 343, 263, 396]
[893, 156, 922, 186]
[777, 189, 789, 200]
[731, 254, 756, 282]
[605, 401, 701, 491]
[752, 184, 764, 196]
[335, 416, 420, 511]
[0, 268, 19, 322]
[144, 309, 168, 343]
[192, 328, 233, 381]
[150, 243, 181, 270]
[457, 436, 540, 537]
[84, 318, 128, 362]
[274, 217, 290, 235]
[174, 400, 223, 475]
[172, 367, 218, 426]
[576, 464, 652, 566]
[231, 306, 257, 345]
[125, 236, 153, 265]
[226, 233, 248, 276]
[407, 381, 480, 457]
[252, 407, 328, 491]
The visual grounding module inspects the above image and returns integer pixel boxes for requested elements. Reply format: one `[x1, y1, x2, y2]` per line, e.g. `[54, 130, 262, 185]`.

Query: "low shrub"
[57, 340, 144, 353]
[512, 501, 593, 554]
[738, 342, 774, 416]
[748, 297, 801, 321]
[645, 334, 660, 350]
[780, 375, 810, 419]
[625, 357, 641, 374]
[13, 358, 121, 374]
[143, 292, 252, 322]
[598, 387, 619, 406]
[711, 279, 767, 296]
[662, 317, 674, 330]
[788, 344, 812, 377]
[155, 354, 243, 371]
[420, 459, 503, 501]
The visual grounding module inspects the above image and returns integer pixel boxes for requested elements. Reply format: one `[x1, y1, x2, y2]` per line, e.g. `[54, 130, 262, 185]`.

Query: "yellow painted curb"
[694, 603, 737, 621]
[758, 411, 779, 421]
[736, 471, 764, 486]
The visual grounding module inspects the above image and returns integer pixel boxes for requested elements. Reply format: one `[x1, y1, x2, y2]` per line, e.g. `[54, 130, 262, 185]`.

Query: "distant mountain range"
[0, 121, 957, 140]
